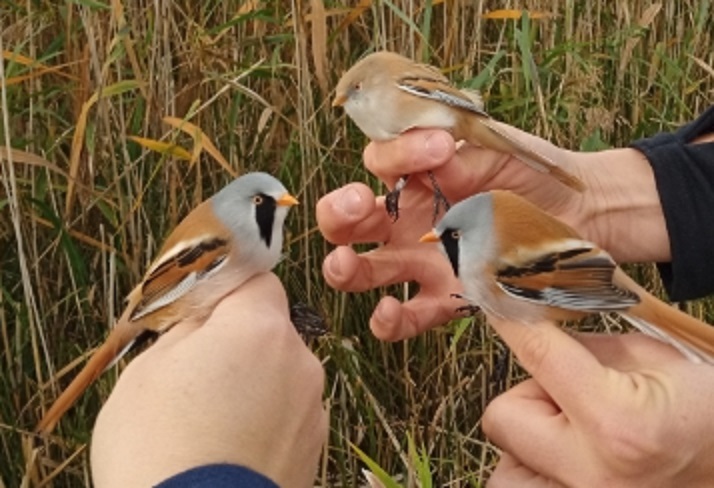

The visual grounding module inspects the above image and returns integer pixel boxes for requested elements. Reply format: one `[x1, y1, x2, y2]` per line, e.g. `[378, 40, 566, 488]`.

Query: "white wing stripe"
[131, 256, 229, 321]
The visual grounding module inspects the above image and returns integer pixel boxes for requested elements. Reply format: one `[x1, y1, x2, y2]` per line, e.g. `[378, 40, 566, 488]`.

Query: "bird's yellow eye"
[252, 195, 264, 205]
[451, 230, 461, 240]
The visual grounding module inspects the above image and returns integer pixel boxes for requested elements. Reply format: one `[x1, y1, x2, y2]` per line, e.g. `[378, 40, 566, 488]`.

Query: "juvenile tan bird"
[36, 172, 299, 435]
[420, 190, 714, 364]
[333, 51, 586, 220]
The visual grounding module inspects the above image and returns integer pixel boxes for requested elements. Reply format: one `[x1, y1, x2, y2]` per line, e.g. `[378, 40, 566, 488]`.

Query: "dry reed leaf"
[33, 444, 87, 488]
[689, 54, 714, 79]
[617, 3, 662, 82]
[482, 9, 552, 20]
[2, 50, 40, 66]
[0, 146, 98, 195]
[66, 80, 142, 218]
[1, 146, 61, 170]
[162, 116, 238, 177]
[190, 133, 204, 167]
[163, 115, 204, 166]
[257, 107, 273, 133]
[310, 0, 328, 94]
[110, 0, 148, 99]
[333, 0, 372, 35]
[285, 7, 350, 27]
[126, 135, 193, 161]
[3, 51, 79, 83]
[6, 63, 80, 85]
[34, 215, 116, 253]
[237, 0, 259, 15]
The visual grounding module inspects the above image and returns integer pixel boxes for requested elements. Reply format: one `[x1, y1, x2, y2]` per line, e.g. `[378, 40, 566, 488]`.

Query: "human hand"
[90, 273, 327, 488]
[318, 128, 669, 340]
[482, 317, 714, 487]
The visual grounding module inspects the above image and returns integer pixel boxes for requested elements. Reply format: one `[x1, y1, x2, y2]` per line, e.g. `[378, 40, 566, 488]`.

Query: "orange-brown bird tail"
[466, 117, 587, 193]
[36, 325, 141, 436]
[616, 270, 714, 364]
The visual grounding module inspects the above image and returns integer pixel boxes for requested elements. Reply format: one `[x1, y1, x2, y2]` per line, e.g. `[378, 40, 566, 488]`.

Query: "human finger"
[368, 292, 464, 341]
[322, 244, 454, 294]
[485, 316, 612, 423]
[482, 378, 579, 487]
[316, 183, 392, 245]
[487, 451, 566, 488]
[363, 129, 456, 187]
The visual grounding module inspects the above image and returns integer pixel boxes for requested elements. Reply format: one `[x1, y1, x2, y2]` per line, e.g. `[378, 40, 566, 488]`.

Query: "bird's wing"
[129, 235, 231, 322]
[396, 75, 490, 117]
[495, 245, 640, 312]
[398, 76, 586, 192]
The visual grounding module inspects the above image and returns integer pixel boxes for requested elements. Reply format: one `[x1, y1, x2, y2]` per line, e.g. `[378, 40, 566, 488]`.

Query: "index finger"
[363, 129, 456, 187]
[316, 183, 392, 245]
[363, 129, 511, 203]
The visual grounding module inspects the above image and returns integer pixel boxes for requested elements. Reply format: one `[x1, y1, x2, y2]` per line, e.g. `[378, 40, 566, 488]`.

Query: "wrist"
[568, 147, 670, 263]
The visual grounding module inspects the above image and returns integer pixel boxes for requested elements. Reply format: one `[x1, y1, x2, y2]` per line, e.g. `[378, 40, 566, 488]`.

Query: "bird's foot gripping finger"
[451, 293, 480, 316]
[385, 189, 401, 222]
[427, 170, 450, 224]
[385, 175, 409, 222]
[455, 304, 481, 316]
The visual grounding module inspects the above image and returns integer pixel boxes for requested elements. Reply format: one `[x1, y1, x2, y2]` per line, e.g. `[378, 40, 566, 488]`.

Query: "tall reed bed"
[1, 1, 712, 485]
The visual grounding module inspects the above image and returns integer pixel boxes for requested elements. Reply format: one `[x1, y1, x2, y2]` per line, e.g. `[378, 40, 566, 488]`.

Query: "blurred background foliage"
[1, 0, 712, 486]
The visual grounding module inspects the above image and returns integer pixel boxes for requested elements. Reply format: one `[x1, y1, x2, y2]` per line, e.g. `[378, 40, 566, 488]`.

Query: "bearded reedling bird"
[36, 172, 299, 435]
[419, 190, 714, 364]
[333, 51, 586, 221]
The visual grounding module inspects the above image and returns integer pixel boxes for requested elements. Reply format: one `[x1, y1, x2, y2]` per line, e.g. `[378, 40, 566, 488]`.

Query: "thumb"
[486, 314, 609, 420]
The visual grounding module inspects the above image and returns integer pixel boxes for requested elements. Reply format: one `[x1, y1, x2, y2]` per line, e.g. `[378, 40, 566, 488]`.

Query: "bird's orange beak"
[277, 193, 299, 207]
[332, 94, 347, 107]
[419, 231, 440, 243]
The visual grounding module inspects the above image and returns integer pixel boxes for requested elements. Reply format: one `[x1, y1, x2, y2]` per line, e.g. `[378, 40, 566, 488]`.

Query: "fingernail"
[334, 187, 363, 218]
[424, 131, 451, 164]
[374, 301, 388, 324]
[372, 301, 401, 341]
[327, 252, 341, 276]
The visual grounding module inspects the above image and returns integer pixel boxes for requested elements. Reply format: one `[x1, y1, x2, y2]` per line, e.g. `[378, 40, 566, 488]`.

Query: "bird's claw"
[455, 304, 481, 316]
[427, 170, 450, 223]
[385, 175, 409, 222]
[451, 293, 480, 316]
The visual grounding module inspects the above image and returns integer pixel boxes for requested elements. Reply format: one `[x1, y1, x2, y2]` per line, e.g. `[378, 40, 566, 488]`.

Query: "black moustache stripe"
[255, 194, 276, 247]
[440, 230, 460, 277]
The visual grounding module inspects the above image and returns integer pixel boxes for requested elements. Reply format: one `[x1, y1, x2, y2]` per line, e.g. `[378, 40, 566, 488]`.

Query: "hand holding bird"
[420, 190, 714, 363]
[90, 273, 327, 488]
[37, 172, 298, 435]
[318, 127, 669, 341]
[333, 51, 585, 220]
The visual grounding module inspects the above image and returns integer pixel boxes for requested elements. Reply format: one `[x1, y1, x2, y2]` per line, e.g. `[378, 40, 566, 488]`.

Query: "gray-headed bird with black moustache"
[420, 190, 714, 364]
[37, 172, 298, 435]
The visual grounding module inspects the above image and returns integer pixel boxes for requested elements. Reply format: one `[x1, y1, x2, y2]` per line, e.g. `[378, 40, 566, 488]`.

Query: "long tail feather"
[615, 270, 714, 364]
[36, 325, 140, 436]
[467, 117, 587, 193]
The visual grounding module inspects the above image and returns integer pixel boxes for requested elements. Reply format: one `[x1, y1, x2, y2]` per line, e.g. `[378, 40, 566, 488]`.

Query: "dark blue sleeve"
[630, 105, 714, 301]
[154, 464, 279, 488]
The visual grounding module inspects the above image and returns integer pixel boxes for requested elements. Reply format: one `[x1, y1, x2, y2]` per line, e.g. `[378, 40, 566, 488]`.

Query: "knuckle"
[481, 394, 509, 439]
